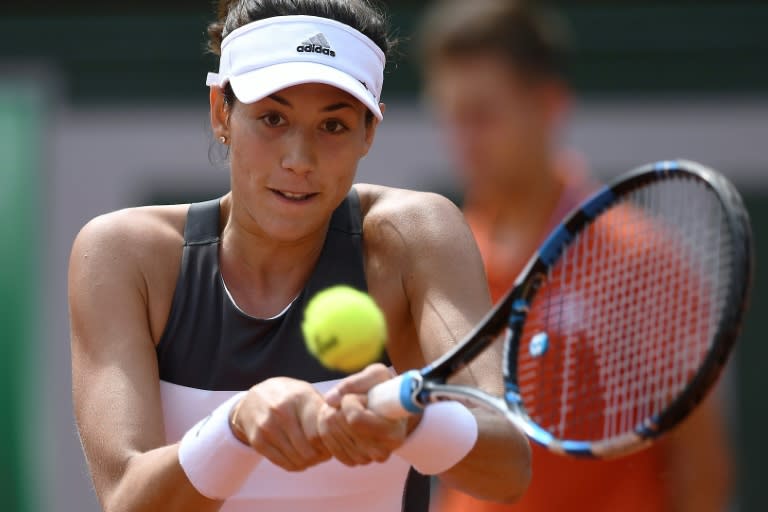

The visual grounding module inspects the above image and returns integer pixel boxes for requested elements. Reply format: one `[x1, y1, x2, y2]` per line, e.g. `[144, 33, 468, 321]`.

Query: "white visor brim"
[228, 61, 382, 120]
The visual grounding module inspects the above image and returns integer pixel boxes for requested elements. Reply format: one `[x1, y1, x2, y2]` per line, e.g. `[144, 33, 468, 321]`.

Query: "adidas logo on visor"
[296, 33, 336, 57]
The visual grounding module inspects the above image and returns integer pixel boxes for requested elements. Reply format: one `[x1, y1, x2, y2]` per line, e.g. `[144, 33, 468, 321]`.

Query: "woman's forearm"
[438, 410, 532, 503]
[102, 444, 222, 512]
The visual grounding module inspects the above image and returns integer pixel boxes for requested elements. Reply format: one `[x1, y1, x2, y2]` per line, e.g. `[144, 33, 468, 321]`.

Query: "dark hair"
[420, 0, 569, 81]
[207, 0, 395, 117]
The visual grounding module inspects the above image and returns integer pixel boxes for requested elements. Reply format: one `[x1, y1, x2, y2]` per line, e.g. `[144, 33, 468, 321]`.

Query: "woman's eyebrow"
[266, 94, 355, 113]
[267, 93, 292, 106]
[322, 102, 356, 112]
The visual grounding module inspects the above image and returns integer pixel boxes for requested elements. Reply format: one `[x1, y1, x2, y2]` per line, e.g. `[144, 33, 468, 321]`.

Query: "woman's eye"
[322, 120, 347, 133]
[261, 113, 285, 127]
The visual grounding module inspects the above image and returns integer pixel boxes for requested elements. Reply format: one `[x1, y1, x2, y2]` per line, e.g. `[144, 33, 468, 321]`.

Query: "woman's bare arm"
[69, 212, 221, 512]
[366, 189, 532, 503]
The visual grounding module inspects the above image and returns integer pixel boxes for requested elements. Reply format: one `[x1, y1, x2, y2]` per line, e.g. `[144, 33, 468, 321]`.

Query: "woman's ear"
[210, 86, 231, 141]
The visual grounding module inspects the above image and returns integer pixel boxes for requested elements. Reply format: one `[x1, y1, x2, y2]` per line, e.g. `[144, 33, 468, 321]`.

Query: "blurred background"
[0, 0, 766, 510]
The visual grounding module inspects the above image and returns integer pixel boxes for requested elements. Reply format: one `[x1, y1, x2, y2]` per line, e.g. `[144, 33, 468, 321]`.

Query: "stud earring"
[219, 135, 227, 144]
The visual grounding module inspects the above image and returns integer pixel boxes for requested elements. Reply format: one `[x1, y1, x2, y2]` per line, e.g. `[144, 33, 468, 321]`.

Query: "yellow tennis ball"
[302, 285, 387, 373]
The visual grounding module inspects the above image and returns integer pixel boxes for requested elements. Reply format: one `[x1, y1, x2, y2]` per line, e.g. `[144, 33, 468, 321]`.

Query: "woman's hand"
[318, 364, 410, 466]
[229, 377, 332, 472]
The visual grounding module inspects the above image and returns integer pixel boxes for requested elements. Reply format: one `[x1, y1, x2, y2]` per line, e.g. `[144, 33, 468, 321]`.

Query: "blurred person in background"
[419, 1, 734, 511]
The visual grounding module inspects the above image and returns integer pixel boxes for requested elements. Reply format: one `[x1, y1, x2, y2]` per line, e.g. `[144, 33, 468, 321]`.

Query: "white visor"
[207, 15, 385, 120]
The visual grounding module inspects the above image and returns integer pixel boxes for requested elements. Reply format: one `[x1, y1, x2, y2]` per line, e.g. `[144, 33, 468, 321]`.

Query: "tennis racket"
[368, 159, 752, 459]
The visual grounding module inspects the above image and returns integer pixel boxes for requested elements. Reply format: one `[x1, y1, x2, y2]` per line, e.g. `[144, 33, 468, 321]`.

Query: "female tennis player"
[68, 1, 531, 511]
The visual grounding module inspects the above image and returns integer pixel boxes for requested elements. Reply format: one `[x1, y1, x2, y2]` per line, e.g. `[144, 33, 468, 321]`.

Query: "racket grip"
[367, 370, 425, 419]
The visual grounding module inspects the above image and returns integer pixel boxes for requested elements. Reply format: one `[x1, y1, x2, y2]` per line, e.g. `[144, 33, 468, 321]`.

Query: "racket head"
[502, 159, 752, 458]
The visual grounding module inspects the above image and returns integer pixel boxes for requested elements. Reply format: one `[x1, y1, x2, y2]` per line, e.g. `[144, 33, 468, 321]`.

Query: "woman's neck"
[217, 195, 329, 318]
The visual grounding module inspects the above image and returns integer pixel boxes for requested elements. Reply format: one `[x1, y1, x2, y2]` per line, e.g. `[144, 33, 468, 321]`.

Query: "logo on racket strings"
[529, 332, 549, 357]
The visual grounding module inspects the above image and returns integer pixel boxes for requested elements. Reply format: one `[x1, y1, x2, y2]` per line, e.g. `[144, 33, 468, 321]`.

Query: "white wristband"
[394, 400, 478, 475]
[178, 391, 262, 500]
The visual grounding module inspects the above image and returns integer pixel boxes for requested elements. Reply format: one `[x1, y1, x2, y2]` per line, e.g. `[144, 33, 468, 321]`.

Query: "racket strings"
[517, 175, 734, 443]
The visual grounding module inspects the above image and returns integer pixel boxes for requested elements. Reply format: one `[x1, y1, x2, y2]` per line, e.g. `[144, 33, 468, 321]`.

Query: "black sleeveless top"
[155, 191, 429, 511]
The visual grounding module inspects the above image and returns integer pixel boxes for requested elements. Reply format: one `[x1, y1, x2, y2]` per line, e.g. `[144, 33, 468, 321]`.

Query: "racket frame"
[370, 160, 752, 459]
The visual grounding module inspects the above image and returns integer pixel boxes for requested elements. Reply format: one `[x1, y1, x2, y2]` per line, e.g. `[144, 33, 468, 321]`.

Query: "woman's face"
[212, 82, 379, 242]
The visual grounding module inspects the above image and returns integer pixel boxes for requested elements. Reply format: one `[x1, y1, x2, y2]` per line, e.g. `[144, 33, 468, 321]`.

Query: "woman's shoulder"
[69, 203, 197, 343]
[73, 203, 189, 255]
[355, 183, 461, 224]
[355, 183, 466, 242]
[70, 203, 192, 288]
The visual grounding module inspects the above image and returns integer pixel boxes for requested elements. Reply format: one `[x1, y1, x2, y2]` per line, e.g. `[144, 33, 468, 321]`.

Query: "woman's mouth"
[270, 189, 318, 202]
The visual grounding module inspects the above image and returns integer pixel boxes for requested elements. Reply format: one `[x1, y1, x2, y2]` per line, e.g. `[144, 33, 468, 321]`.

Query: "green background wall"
[0, 83, 44, 512]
